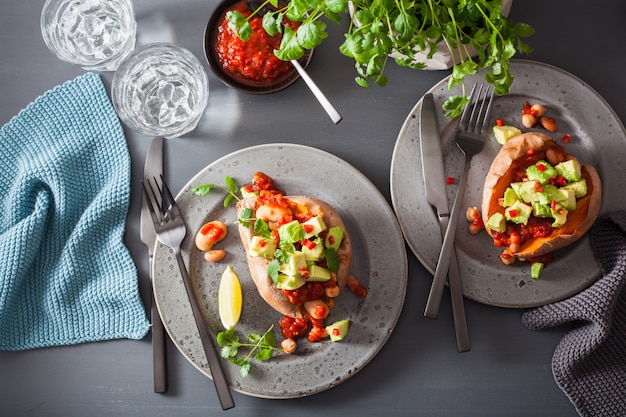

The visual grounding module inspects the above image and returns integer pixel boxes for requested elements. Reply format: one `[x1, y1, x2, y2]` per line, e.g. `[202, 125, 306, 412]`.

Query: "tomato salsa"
[215, 1, 296, 83]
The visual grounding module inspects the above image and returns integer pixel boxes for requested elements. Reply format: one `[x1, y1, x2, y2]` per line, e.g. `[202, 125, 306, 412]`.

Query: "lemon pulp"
[218, 265, 242, 330]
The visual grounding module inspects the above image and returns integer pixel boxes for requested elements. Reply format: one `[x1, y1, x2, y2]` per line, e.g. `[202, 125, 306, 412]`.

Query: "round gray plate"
[153, 143, 408, 398]
[390, 59, 626, 308]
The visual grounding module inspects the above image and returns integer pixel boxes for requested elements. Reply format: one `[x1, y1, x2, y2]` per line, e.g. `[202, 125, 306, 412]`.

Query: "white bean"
[303, 300, 330, 320]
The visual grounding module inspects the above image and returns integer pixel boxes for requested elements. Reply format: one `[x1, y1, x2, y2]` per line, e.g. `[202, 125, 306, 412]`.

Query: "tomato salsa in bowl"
[204, 0, 313, 94]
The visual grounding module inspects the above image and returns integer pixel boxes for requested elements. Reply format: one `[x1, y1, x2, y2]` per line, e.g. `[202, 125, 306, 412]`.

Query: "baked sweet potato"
[481, 132, 602, 260]
[236, 195, 352, 318]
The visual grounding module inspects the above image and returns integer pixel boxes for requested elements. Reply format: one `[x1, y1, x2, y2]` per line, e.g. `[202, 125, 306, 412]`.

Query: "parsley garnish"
[192, 176, 241, 207]
[217, 326, 282, 377]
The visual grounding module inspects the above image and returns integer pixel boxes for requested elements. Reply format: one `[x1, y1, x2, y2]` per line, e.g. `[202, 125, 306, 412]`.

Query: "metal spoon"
[248, 0, 342, 124]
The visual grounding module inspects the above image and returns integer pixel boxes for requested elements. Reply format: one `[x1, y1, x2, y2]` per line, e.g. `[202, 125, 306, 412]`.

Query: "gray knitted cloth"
[521, 211, 626, 417]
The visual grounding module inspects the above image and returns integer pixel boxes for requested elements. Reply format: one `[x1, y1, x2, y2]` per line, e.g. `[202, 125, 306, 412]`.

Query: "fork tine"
[480, 87, 495, 133]
[158, 175, 183, 220]
[458, 83, 477, 128]
[142, 179, 162, 225]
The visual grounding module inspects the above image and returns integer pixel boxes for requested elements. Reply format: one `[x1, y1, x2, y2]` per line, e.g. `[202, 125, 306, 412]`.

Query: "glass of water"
[111, 43, 209, 139]
[41, 0, 136, 71]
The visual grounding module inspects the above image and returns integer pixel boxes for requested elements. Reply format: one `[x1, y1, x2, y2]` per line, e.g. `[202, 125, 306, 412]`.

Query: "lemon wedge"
[218, 266, 242, 330]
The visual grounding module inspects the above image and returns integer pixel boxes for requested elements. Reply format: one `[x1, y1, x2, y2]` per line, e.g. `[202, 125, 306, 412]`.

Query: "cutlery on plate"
[425, 84, 494, 319]
[419, 93, 470, 352]
[142, 175, 235, 410]
[140, 137, 167, 393]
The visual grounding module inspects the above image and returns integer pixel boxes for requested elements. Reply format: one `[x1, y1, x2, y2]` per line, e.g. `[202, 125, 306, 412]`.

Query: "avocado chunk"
[487, 212, 506, 233]
[505, 200, 532, 225]
[562, 179, 588, 198]
[493, 125, 522, 145]
[559, 188, 577, 211]
[278, 220, 305, 245]
[526, 160, 557, 184]
[555, 159, 582, 182]
[532, 201, 552, 218]
[517, 181, 541, 203]
[249, 236, 277, 258]
[280, 251, 308, 277]
[550, 203, 568, 228]
[302, 215, 327, 239]
[302, 237, 324, 261]
[324, 226, 344, 250]
[537, 184, 566, 205]
[325, 319, 350, 342]
[531, 262, 544, 279]
[307, 264, 331, 282]
[502, 187, 520, 207]
[240, 186, 258, 199]
[275, 273, 306, 290]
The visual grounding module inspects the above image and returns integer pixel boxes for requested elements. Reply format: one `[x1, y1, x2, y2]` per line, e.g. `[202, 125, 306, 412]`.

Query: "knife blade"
[140, 136, 168, 392]
[419, 94, 470, 352]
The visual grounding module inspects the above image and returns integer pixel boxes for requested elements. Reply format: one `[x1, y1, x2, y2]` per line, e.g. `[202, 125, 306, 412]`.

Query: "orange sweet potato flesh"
[481, 132, 602, 259]
[236, 196, 352, 318]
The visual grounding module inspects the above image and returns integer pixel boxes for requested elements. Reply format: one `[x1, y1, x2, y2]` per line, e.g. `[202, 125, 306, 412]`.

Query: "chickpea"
[255, 204, 292, 228]
[325, 285, 341, 298]
[303, 299, 330, 320]
[195, 221, 227, 251]
[281, 338, 297, 354]
[530, 103, 547, 117]
[466, 206, 480, 223]
[500, 250, 516, 265]
[204, 249, 226, 262]
[468, 218, 484, 235]
[522, 113, 537, 128]
[508, 232, 521, 254]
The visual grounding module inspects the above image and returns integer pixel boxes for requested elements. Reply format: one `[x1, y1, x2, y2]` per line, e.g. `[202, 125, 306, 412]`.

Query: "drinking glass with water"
[41, 0, 136, 71]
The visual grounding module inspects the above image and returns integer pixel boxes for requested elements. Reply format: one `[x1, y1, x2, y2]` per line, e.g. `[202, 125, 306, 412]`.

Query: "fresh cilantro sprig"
[192, 176, 241, 207]
[229, 0, 535, 118]
[217, 325, 282, 377]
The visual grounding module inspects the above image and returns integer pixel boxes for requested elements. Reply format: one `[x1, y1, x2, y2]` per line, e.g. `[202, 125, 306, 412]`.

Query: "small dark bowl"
[204, 0, 314, 94]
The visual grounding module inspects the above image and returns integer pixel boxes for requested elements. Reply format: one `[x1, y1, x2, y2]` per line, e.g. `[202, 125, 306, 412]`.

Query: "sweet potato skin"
[481, 132, 602, 259]
[236, 196, 352, 318]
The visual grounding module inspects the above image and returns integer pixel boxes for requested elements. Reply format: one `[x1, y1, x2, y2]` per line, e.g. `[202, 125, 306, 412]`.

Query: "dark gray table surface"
[2, 1, 625, 416]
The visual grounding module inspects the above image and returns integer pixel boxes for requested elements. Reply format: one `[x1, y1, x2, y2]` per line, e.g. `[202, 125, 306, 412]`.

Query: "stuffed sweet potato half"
[481, 132, 602, 263]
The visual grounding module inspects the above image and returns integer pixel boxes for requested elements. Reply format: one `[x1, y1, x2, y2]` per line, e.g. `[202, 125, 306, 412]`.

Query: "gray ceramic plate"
[390, 59, 626, 308]
[153, 143, 408, 398]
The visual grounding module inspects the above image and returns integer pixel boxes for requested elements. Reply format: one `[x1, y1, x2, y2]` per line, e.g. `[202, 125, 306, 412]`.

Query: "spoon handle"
[291, 59, 342, 124]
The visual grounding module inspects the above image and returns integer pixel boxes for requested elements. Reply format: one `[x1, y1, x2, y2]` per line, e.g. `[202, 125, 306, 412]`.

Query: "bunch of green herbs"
[227, 0, 534, 117]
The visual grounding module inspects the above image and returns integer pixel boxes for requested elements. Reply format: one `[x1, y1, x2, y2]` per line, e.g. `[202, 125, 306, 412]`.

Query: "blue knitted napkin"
[0, 73, 150, 350]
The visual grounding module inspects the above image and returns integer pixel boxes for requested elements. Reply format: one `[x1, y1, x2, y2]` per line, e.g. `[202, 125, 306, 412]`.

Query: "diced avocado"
[537, 184, 566, 205]
[302, 215, 327, 239]
[555, 159, 582, 182]
[562, 179, 588, 198]
[559, 188, 577, 211]
[240, 186, 258, 199]
[550, 203, 568, 228]
[502, 187, 520, 207]
[307, 264, 331, 282]
[325, 319, 350, 342]
[526, 160, 557, 184]
[249, 236, 277, 259]
[517, 181, 541, 203]
[324, 226, 344, 250]
[280, 251, 307, 276]
[532, 202, 552, 218]
[531, 262, 544, 279]
[487, 212, 506, 233]
[275, 273, 305, 290]
[278, 220, 305, 244]
[302, 237, 324, 261]
[505, 200, 533, 225]
[510, 182, 524, 197]
[493, 125, 522, 145]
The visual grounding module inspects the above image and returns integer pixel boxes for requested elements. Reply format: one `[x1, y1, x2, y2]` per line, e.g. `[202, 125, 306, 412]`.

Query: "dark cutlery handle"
[151, 290, 167, 393]
[448, 252, 470, 352]
[175, 252, 235, 410]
